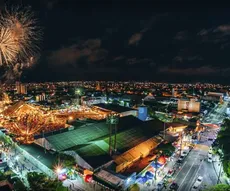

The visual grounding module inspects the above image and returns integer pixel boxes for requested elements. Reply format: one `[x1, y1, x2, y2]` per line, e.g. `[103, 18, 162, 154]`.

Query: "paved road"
[173, 129, 218, 191]
[202, 101, 228, 124]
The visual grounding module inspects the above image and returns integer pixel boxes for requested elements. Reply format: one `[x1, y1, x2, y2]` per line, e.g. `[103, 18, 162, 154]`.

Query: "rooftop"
[94, 103, 136, 113]
[46, 123, 109, 151]
[44, 116, 171, 169]
[45, 116, 143, 152]
[71, 143, 112, 169]
[20, 143, 57, 169]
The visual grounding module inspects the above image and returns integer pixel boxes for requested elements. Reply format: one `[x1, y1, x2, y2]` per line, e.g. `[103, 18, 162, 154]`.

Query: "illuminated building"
[36, 93, 46, 102]
[172, 88, 177, 97]
[82, 96, 106, 106]
[203, 92, 224, 102]
[20, 84, 27, 94]
[138, 106, 148, 121]
[16, 82, 27, 94]
[93, 103, 137, 117]
[96, 81, 101, 91]
[177, 98, 200, 112]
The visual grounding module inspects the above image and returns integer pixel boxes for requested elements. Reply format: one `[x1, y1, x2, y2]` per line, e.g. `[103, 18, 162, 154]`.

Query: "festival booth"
[136, 156, 167, 185]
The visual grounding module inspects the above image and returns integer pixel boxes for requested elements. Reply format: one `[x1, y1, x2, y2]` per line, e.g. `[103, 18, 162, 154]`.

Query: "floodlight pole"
[107, 114, 113, 156]
[109, 122, 113, 156]
[113, 114, 119, 153]
[106, 113, 119, 156]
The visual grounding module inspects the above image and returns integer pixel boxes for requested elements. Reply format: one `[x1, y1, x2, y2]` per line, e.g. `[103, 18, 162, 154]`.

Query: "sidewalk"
[212, 155, 230, 185]
[4, 146, 44, 187]
[63, 178, 105, 191]
[139, 153, 179, 191]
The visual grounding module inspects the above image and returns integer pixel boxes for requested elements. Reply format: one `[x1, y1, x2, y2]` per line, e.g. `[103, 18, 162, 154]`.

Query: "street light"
[76, 89, 81, 95]
[55, 166, 62, 174]
[75, 88, 82, 106]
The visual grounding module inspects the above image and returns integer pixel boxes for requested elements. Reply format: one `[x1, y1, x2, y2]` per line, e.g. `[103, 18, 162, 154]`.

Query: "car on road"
[181, 150, 189, 157]
[169, 182, 179, 190]
[208, 157, 212, 162]
[208, 138, 214, 141]
[208, 152, 212, 158]
[191, 176, 203, 191]
[157, 181, 164, 191]
[192, 135, 197, 140]
[177, 155, 185, 163]
[166, 169, 175, 178]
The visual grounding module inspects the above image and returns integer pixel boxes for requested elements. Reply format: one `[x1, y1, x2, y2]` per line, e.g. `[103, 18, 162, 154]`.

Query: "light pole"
[75, 88, 81, 106]
[106, 113, 119, 155]
[180, 131, 183, 156]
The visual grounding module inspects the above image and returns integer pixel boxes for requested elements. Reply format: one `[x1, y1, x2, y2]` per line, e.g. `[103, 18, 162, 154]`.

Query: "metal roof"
[46, 123, 108, 151]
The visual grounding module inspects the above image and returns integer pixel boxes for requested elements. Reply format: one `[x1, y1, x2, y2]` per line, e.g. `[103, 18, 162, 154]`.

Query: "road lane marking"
[178, 149, 203, 191]
[178, 160, 197, 191]
[173, 149, 198, 180]
[185, 159, 204, 191]
[173, 161, 187, 179]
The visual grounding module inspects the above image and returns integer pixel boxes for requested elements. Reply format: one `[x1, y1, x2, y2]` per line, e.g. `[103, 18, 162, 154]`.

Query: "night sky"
[3, 0, 230, 83]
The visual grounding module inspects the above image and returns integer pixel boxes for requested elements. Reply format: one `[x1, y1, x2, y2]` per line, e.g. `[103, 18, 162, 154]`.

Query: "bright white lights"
[55, 167, 62, 174]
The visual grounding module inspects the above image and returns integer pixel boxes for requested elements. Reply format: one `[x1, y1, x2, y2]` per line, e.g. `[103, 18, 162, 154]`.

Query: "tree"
[58, 153, 76, 168]
[157, 143, 175, 157]
[0, 171, 7, 181]
[147, 106, 155, 117]
[129, 183, 140, 191]
[13, 179, 27, 191]
[216, 118, 230, 177]
[27, 172, 66, 191]
[27, 172, 47, 191]
[223, 160, 230, 178]
[204, 184, 230, 191]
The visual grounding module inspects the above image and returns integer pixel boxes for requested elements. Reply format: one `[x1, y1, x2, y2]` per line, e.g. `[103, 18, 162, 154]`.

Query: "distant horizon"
[4, 79, 229, 85]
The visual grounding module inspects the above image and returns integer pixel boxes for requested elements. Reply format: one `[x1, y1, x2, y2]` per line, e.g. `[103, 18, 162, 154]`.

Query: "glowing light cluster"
[2, 103, 66, 144]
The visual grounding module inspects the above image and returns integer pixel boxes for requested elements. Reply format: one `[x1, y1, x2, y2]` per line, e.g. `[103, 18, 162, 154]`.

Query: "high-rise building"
[36, 93, 46, 102]
[138, 106, 148, 121]
[172, 88, 177, 97]
[96, 82, 101, 91]
[20, 84, 27, 94]
[178, 98, 200, 112]
[16, 82, 27, 94]
[16, 81, 21, 94]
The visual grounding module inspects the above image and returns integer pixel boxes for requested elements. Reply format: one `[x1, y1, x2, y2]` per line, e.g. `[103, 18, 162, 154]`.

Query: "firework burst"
[0, 6, 42, 66]
[0, 27, 19, 65]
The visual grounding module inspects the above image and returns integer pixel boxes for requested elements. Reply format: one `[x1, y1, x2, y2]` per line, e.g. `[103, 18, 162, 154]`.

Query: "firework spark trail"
[0, 27, 19, 65]
[0, 6, 42, 67]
